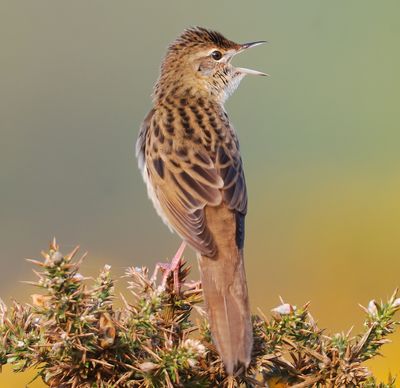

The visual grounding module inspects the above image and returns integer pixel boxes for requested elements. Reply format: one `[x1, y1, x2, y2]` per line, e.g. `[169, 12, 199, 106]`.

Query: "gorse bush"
[0, 240, 398, 387]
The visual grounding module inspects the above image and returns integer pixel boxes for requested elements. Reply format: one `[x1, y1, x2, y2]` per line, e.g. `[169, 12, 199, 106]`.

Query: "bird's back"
[137, 95, 252, 373]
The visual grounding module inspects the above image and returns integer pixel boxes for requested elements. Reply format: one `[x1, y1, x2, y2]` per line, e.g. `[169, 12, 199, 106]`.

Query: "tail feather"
[199, 206, 253, 375]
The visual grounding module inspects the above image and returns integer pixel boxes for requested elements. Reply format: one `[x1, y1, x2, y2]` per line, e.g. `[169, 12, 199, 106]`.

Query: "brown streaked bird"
[136, 27, 266, 375]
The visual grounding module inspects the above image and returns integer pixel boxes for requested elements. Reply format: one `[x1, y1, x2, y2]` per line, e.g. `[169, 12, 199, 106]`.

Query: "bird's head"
[154, 27, 266, 104]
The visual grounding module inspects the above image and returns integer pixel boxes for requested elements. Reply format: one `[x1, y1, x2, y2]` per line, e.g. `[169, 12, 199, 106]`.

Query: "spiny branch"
[0, 240, 398, 387]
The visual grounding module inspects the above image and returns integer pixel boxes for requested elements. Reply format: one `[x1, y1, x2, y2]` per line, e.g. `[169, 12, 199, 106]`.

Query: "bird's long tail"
[198, 205, 253, 375]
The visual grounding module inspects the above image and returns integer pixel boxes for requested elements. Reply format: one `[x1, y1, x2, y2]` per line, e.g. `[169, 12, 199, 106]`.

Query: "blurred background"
[1, 1, 399, 385]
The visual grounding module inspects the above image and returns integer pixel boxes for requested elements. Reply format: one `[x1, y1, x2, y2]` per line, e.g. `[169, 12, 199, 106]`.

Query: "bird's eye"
[211, 50, 222, 61]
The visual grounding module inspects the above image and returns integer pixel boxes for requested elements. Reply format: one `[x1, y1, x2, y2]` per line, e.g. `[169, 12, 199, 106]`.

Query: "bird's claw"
[151, 242, 186, 294]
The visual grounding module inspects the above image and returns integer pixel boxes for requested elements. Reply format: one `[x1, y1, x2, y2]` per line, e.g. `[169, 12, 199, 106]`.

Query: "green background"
[1, 1, 399, 385]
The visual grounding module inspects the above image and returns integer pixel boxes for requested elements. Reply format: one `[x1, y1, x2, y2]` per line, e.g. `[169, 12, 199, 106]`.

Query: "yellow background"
[1, 1, 399, 385]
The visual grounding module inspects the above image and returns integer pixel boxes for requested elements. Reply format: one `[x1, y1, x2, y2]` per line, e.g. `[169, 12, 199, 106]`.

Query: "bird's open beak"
[235, 41, 268, 77]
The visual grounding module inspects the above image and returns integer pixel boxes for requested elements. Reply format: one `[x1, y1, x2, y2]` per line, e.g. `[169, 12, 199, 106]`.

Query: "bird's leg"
[165, 241, 186, 293]
[152, 241, 186, 293]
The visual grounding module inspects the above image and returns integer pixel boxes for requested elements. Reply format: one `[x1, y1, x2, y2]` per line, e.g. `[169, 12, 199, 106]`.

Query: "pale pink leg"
[152, 241, 186, 293]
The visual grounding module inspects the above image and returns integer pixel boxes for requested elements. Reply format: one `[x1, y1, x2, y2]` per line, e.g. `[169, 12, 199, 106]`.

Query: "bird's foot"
[151, 241, 186, 294]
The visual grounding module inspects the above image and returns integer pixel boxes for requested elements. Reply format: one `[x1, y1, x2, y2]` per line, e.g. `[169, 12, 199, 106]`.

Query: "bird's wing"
[136, 109, 154, 172]
[139, 111, 247, 256]
[216, 144, 247, 214]
[214, 142, 247, 249]
[149, 145, 224, 256]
